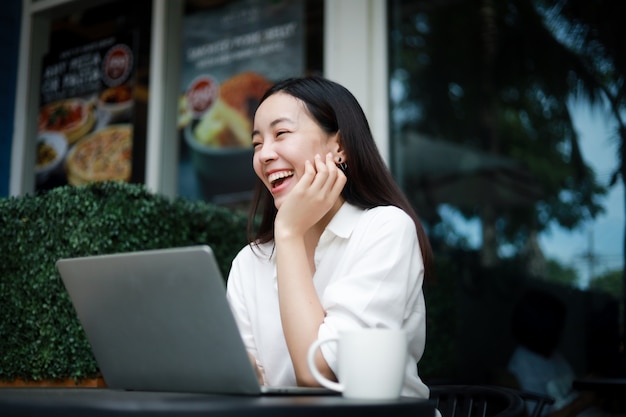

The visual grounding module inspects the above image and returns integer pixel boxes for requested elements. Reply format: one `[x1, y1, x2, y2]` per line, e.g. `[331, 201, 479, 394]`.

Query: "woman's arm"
[274, 153, 346, 386]
[275, 233, 330, 386]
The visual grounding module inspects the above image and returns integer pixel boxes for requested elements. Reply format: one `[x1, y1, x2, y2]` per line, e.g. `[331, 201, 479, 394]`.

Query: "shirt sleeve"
[226, 248, 259, 360]
[318, 206, 425, 369]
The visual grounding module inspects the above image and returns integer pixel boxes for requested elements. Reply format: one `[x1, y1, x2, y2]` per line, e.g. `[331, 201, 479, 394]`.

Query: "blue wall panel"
[0, 0, 21, 197]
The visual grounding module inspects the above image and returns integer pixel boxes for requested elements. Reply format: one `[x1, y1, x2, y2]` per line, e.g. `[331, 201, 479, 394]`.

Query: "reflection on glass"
[388, 0, 625, 383]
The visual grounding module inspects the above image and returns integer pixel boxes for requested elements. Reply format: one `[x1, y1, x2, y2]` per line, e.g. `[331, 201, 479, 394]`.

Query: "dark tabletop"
[0, 388, 436, 417]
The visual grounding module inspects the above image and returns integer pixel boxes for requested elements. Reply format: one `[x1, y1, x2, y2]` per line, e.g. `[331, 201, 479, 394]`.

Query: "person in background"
[226, 76, 433, 398]
[507, 288, 598, 417]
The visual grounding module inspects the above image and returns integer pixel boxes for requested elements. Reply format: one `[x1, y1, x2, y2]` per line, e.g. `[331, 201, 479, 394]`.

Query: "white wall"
[324, 0, 389, 163]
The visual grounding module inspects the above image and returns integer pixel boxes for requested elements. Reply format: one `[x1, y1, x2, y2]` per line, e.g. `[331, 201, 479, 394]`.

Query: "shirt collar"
[323, 202, 362, 240]
[271, 202, 363, 286]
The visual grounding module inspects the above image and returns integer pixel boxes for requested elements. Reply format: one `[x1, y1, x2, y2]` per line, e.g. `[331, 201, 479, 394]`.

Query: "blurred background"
[1, 0, 624, 385]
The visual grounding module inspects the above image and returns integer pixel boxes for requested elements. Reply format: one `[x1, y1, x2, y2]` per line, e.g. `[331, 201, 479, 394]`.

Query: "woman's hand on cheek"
[275, 153, 346, 238]
[310, 152, 346, 205]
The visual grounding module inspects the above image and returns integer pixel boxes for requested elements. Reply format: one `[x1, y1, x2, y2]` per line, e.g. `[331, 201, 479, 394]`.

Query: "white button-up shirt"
[226, 202, 429, 398]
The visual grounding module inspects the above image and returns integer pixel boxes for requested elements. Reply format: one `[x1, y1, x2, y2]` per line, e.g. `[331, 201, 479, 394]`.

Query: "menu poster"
[178, 0, 306, 203]
[35, 33, 138, 192]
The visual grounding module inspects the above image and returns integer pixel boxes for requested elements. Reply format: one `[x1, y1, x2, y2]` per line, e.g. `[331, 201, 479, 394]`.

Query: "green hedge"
[0, 182, 248, 382]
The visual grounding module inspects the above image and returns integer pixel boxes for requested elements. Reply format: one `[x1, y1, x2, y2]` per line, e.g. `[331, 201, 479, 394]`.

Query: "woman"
[226, 76, 433, 398]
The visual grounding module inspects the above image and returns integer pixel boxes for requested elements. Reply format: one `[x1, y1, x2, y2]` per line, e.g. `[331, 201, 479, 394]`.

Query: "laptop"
[56, 245, 332, 396]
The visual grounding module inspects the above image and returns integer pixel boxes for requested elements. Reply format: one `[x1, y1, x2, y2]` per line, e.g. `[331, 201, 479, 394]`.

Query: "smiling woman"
[226, 76, 433, 398]
[251, 92, 335, 205]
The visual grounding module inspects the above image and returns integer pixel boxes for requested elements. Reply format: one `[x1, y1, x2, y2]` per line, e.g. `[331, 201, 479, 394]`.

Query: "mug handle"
[306, 338, 343, 392]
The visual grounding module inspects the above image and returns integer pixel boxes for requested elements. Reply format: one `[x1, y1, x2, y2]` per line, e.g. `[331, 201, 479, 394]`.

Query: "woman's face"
[252, 92, 340, 209]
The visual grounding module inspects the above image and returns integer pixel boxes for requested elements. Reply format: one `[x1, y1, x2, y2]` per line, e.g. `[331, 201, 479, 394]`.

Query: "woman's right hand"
[275, 152, 346, 240]
[247, 352, 265, 386]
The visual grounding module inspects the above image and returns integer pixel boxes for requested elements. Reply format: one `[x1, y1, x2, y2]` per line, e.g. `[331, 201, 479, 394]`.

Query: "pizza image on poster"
[65, 124, 133, 186]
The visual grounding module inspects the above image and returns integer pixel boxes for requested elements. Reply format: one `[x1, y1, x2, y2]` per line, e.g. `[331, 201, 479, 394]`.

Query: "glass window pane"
[388, 0, 624, 387]
[36, 0, 152, 192]
[177, 0, 323, 207]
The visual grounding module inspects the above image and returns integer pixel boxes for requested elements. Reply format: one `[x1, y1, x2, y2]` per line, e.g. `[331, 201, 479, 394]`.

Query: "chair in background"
[512, 389, 555, 417]
[429, 385, 525, 417]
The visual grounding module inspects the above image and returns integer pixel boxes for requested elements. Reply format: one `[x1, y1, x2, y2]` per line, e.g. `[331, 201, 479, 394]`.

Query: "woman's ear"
[331, 131, 346, 164]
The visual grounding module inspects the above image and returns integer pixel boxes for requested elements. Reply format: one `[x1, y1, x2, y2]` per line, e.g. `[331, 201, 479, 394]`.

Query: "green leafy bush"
[0, 182, 248, 382]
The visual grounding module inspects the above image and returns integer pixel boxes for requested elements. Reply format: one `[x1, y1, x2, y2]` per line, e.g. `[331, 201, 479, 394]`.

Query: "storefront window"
[177, 0, 323, 205]
[388, 0, 624, 383]
[35, 0, 152, 192]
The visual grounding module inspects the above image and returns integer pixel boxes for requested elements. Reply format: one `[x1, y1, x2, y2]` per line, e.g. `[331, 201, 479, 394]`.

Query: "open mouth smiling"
[268, 170, 294, 189]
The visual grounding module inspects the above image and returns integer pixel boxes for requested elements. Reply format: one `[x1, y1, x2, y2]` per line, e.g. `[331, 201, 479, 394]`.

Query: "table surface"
[0, 388, 436, 417]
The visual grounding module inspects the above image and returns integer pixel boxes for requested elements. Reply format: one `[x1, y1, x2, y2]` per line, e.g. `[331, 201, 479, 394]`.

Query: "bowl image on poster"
[35, 132, 68, 182]
[184, 98, 256, 196]
[183, 72, 273, 198]
[97, 84, 134, 123]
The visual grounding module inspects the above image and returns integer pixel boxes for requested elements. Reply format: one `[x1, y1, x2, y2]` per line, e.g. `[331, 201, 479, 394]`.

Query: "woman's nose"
[256, 141, 278, 163]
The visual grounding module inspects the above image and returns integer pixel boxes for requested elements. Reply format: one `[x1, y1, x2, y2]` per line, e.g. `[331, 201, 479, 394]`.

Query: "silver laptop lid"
[56, 245, 261, 395]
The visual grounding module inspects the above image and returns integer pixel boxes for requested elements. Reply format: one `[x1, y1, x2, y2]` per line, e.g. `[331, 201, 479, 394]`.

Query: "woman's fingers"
[309, 153, 342, 194]
[247, 352, 265, 385]
[323, 153, 346, 197]
[276, 153, 346, 236]
[300, 159, 316, 186]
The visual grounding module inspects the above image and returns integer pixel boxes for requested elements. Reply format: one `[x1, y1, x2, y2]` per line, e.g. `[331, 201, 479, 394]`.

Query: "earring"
[336, 157, 348, 171]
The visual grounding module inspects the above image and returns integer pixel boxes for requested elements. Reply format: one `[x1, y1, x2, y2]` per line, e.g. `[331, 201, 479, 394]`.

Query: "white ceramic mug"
[306, 328, 408, 399]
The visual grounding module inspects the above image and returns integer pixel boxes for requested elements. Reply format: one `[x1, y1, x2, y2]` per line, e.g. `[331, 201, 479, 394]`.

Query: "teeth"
[268, 170, 294, 184]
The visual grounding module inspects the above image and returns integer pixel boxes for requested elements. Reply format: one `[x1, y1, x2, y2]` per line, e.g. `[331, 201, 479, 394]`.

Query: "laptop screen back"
[56, 245, 261, 395]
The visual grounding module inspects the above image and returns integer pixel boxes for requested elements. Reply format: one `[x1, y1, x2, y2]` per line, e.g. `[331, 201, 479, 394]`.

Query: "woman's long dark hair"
[247, 76, 433, 278]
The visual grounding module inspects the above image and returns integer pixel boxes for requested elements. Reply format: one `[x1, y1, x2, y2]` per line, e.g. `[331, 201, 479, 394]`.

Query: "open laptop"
[56, 245, 332, 396]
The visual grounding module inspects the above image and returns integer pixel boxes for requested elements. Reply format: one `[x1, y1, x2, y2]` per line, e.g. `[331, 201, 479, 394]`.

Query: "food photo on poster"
[35, 34, 137, 192]
[178, 0, 307, 203]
